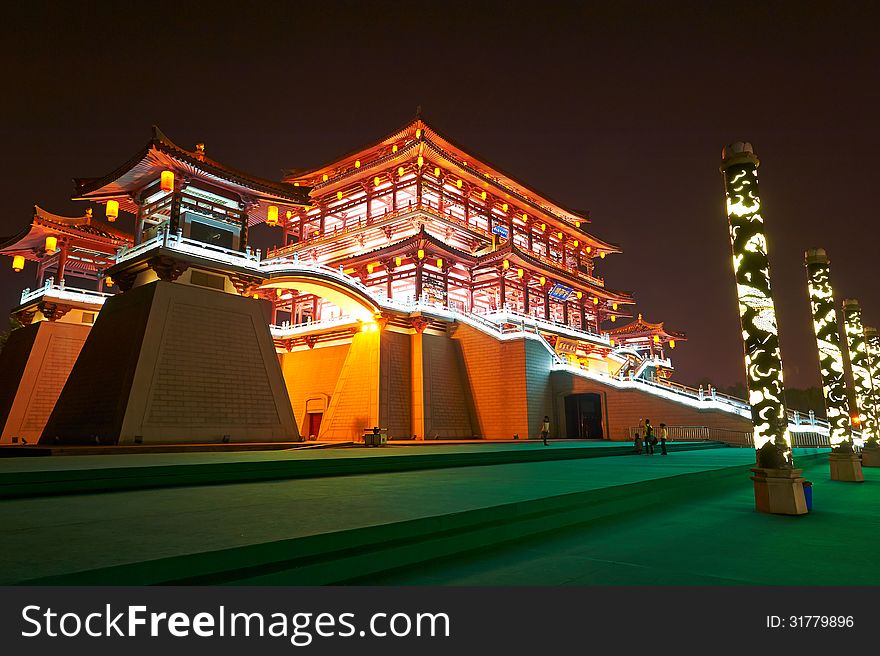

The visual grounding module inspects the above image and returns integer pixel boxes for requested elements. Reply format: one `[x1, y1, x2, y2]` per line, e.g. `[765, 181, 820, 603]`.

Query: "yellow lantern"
[600, 252, 606, 259]
[653, 334, 661, 344]
[160, 170, 175, 192]
[276, 288, 283, 297]
[610, 339, 615, 347]
[417, 155, 424, 168]
[612, 303, 618, 311]
[337, 191, 343, 201]
[415, 128, 422, 139]
[12, 255, 25, 272]
[436, 258, 443, 269]
[253, 293, 260, 300]
[517, 268, 524, 278]
[669, 340, 676, 349]
[286, 210, 293, 220]
[503, 259, 510, 270]
[433, 167, 440, 177]
[573, 240, 579, 247]
[266, 205, 279, 226]
[106, 200, 119, 222]
[481, 191, 487, 201]
[586, 246, 592, 254]
[576, 291, 583, 300]
[105, 276, 114, 287]
[45, 236, 58, 254]
[395, 256, 403, 267]
[610, 315, 617, 323]
[355, 159, 361, 168]
[523, 212, 529, 221]
[398, 166, 405, 176]
[557, 232, 563, 239]
[576, 221, 582, 228]
[540, 223, 546, 232]
[367, 263, 375, 274]
[593, 296, 599, 305]
[392, 144, 398, 153]
[539, 276, 546, 286]
[456, 179, 463, 189]
[502, 203, 509, 212]
[417, 249, 425, 260]
[374, 176, 381, 187]
[322, 174, 329, 182]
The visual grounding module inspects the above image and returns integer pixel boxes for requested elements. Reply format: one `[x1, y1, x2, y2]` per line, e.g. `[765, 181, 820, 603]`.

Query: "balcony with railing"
[19, 278, 115, 308]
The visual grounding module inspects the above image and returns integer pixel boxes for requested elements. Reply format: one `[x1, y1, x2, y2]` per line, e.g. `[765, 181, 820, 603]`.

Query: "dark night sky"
[1, 1, 878, 388]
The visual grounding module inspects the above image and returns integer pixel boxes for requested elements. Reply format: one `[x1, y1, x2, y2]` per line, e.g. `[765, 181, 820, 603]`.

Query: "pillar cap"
[865, 326, 878, 338]
[805, 248, 829, 265]
[842, 298, 861, 310]
[720, 141, 759, 171]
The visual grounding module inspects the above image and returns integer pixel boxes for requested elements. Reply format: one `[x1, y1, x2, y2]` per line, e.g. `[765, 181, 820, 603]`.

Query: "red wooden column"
[580, 298, 587, 330]
[499, 270, 506, 308]
[543, 286, 551, 320]
[414, 259, 423, 301]
[363, 181, 373, 224]
[392, 170, 398, 212]
[523, 278, 530, 314]
[56, 242, 69, 283]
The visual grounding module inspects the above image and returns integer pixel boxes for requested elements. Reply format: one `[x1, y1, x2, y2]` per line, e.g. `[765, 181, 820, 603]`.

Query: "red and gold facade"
[0, 119, 728, 447]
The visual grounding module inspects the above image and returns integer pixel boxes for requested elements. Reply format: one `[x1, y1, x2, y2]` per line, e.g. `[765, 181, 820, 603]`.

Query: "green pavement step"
[0, 441, 725, 499]
[19, 452, 827, 586]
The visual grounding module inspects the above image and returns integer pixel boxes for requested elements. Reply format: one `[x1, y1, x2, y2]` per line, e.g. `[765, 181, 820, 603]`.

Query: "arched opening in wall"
[564, 393, 604, 439]
[260, 274, 381, 327]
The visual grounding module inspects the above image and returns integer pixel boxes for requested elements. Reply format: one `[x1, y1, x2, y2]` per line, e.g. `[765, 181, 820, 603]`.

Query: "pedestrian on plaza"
[644, 419, 655, 455]
[541, 416, 551, 446]
[633, 432, 643, 454]
[659, 423, 669, 455]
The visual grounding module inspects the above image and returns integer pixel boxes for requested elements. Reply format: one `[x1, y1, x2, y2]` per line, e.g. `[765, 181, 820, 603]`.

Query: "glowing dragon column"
[842, 299, 878, 447]
[804, 249, 851, 446]
[863, 326, 880, 463]
[720, 143, 792, 468]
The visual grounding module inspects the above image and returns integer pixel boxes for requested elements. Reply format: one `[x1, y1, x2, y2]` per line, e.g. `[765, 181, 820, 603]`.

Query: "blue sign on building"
[548, 283, 574, 302]
[491, 224, 510, 239]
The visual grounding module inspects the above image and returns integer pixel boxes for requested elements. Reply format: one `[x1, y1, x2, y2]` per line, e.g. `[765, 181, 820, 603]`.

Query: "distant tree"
[0, 316, 23, 352]
[784, 387, 826, 418]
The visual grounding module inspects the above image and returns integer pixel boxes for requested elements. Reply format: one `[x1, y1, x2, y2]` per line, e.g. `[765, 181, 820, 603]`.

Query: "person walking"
[541, 416, 551, 446]
[644, 419, 654, 455]
[659, 423, 669, 455]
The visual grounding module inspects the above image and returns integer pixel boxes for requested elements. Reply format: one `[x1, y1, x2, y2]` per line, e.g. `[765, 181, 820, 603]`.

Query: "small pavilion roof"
[608, 313, 687, 341]
[73, 127, 311, 223]
[283, 116, 615, 242]
[0, 205, 132, 268]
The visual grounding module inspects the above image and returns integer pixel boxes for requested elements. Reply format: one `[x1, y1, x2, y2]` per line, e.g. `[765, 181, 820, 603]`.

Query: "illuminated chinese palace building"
[0, 119, 759, 445]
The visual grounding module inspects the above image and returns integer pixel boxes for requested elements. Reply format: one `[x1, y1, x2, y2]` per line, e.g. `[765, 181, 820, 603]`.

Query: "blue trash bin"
[803, 481, 812, 511]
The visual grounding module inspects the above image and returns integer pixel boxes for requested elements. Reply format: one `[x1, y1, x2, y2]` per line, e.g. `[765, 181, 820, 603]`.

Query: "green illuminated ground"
[356, 456, 880, 585]
[0, 445, 875, 585]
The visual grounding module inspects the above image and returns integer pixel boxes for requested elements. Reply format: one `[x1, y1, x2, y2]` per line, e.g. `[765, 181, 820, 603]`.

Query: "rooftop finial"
[195, 142, 206, 160]
[415, 104, 422, 119]
[85, 208, 93, 221]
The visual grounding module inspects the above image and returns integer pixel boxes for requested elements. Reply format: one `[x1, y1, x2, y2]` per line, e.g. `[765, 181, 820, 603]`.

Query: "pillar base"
[750, 467, 808, 515]
[861, 447, 880, 468]
[829, 452, 864, 482]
